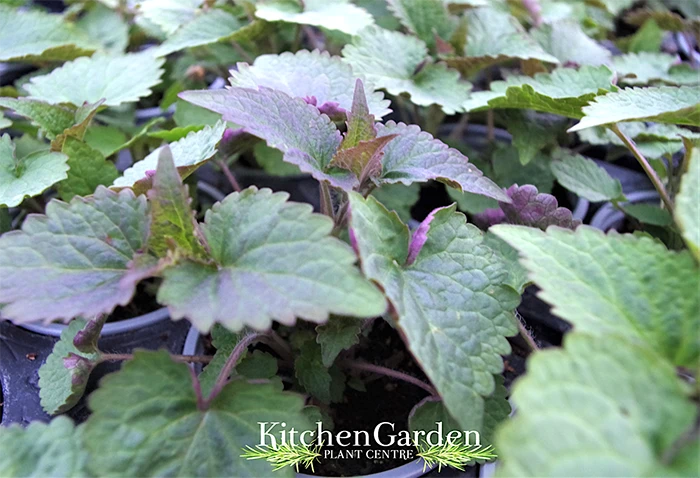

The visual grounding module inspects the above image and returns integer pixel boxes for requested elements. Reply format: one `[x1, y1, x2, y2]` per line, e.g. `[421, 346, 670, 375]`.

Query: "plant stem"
[342, 360, 438, 396]
[320, 182, 333, 217]
[611, 125, 674, 213]
[189, 366, 206, 411]
[205, 333, 264, 405]
[100, 353, 214, 364]
[515, 311, 539, 352]
[231, 41, 254, 64]
[218, 159, 242, 192]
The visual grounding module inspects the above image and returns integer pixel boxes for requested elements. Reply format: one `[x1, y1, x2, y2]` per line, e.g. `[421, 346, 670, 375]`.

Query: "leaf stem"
[320, 182, 333, 217]
[516, 311, 539, 352]
[218, 159, 242, 192]
[341, 360, 438, 396]
[205, 333, 264, 406]
[611, 124, 674, 213]
[100, 353, 214, 364]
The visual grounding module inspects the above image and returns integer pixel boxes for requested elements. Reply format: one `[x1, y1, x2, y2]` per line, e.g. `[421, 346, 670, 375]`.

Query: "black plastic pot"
[589, 190, 660, 231]
[0, 309, 191, 426]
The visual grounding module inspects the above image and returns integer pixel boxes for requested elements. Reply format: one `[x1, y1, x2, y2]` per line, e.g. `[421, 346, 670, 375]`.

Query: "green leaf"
[147, 125, 204, 142]
[349, 194, 519, 432]
[622, 203, 673, 226]
[531, 20, 611, 66]
[446, 7, 558, 75]
[501, 111, 564, 165]
[84, 125, 128, 157]
[0, 134, 69, 207]
[179, 88, 354, 189]
[50, 100, 103, 152]
[551, 151, 625, 202]
[147, 147, 206, 258]
[238, 350, 279, 380]
[25, 53, 165, 107]
[155, 9, 261, 57]
[612, 52, 697, 86]
[57, 137, 119, 201]
[370, 183, 421, 222]
[77, 3, 129, 52]
[483, 232, 529, 294]
[342, 26, 471, 114]
[376, 122, 509, 202]
[295, 339, 334, 403]
[0, 117, 10, 130]
[255, 0, 374, 35]
[387, 0, 456, 49]
[137, 0, 201, 35]
[254, 143, 301, 176]
[676, 145, 700, 260]
[112, 121, 226, 194]
[229, 49, 391, 118]
[0, 417, 89, 477]
[174, 98, 222, 127]
[83, 349, 312, 477]
[0, 97, 75, 138]
[0, 5, 94, 62]
[496, 333, 697, 477]
[569, 86, 700, 132]
[0, 187, 155, 323]
[158, 187, 386, 332]
[38, 318, 103, 415]
[464, 65, 616, 119]
[491, 225, 700, 367]
[316, 316, 363, 367]
[198, 325, 245, 396]
[626, 18, 664, 53]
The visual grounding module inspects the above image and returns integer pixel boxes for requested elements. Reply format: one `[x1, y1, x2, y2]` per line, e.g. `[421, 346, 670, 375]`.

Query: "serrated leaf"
[675, 146, 699, 260]
[57, 137, 119, 201]
[238, 350, 279, 380]
[0, 417, 89, 477]
[496, 333, 697, 477]
[229, 50, 390, 119]
[483, 232, 529, 294]
[551, 151, 624, 202]
[370, 183, 421, 222]
[531, 20, 611, 66]
[491, 225, 700, 367]
[158, 187, 386, 332]
[376, 121, 509, 202]
[155, 9, 261, 57]
[77, 3, 129, 52]
[137, 0, 201, 35]
[0, 5, 94, 62]
[445, 7, 558, 75]
[464, 65, 616, 119]
[38, 318, 103, 415]
[198, 325, 245, 396]
[51, 100, 103, 152]
[569, 86, 700, 132]
[410, 375, 509, 446]
[295, 339, 334, 403]
[612, 52, 697, 86]
[316, 316, 362, 367]
[0, 187, 155, 323]
[0, 134, 69, 208]
[179, 88, 354, 188]
[501, 111, 564, 165]
[0, 97, 75, 138]
[387, 0, 456, 49]
[25, 53, 165, 107]
[113, 121, 226, 194]
[147, 147, 205, 258]
[83, 350, 312, 477]
[349, 194, 519, 432]
[342, 26, 471, 114]
[255, 0, 374, 35]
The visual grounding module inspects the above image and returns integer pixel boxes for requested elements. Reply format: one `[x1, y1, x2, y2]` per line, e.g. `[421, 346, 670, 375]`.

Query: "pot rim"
[19, 307, 170, 337]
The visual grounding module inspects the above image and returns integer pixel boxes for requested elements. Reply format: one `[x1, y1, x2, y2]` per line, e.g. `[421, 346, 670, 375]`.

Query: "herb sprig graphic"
[241, 442, 322, 472]
[415, 442, 497, 471]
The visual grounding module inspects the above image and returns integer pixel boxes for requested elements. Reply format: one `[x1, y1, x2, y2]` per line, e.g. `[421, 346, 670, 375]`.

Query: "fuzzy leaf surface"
[0, 417, 88, 477]
[38, 318, 102, 415]
[113, 121, 225, 193]
[0, 98, 75, 138]
[25, 53, 165, 107]
[492, 225, 700, 367]
[0, 134, 69, 208]
[158, 188, 386, 332]
[83, 350, 311, 477]
[255, 0, 374, 35]
[532, 20, 611, 66]
[57, 137, 119, 201]
[179, 88, 354, 188]
[229, 50, 390, 118]
[676, 146, 700, 260]
[342, 26, 471, 114]
[569, 86, 700, 132]
[387, 0, 455, 49]
[0, 187, 153, 323]
[316, 317, 363, 367]
[496, 334, 698, 477]
[551, 151, 624, 202]
[376, 122, 509, 202]
[0, 5, 94, 62]
[349, 194, 519, 432]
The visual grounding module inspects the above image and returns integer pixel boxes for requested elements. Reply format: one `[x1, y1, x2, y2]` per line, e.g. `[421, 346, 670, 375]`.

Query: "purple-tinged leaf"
[73, 315, 107, 353]
[341, 79, 377, 149]
[376, 121, 510, 202]
[331, 135, 396, 184]
[476, 184, 579, 230]
[0, 187, 154, 323]
[406, 205, 451, 265]
[179, 87, 358, 189]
